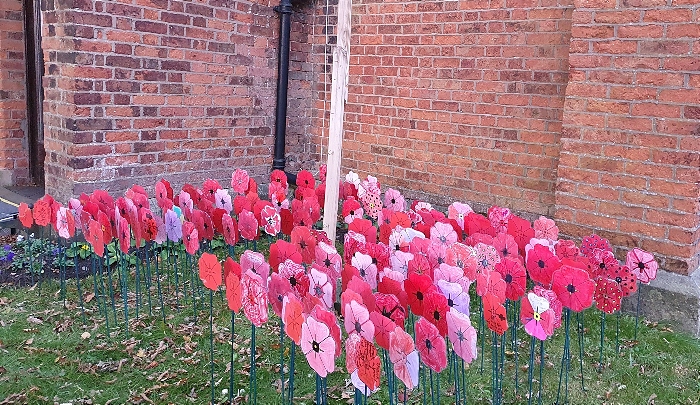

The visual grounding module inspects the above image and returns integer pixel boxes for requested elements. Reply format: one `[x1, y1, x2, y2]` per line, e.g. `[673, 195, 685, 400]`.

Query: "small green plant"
[65, 241, 93, 261]
[5, 234, 64, 274]
[106, 241, 138, 266]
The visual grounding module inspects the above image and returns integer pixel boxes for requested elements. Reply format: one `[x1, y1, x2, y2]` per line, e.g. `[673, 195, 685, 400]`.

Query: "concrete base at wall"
[623, 268, 700, 338]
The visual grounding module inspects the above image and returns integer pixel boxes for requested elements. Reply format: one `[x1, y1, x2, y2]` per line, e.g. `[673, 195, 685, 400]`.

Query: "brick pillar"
[0, 0, 29, 186]
[556, 0, 700, 275]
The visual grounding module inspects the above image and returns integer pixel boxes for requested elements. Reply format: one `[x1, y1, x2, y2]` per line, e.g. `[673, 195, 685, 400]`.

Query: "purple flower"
[165, 209, 182, 242]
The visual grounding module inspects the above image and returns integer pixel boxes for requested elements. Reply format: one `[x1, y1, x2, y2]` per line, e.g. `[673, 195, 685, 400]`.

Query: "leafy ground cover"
[1, 270, 698, 405]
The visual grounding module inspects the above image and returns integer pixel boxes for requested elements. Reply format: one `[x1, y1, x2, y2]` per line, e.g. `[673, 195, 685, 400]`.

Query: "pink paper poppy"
[445, 242, 478, 281]
[309, 266, 334, 309]
[625, 248, 658, 284]
[389, 327, 420, 390]
[344, 300, 375, 343]
[415, 317, 447, 373]
[182, 221, 199, 255]
[314, 241, 342, 279]
[231, 168, 249, 195]
[487, 206, 511, 233]
[555, 239, 580, 260]
[447, 202, 473, 231]
[360, 191, 383, 220]
[241, 270, 268, 327]
[475, 242, 500, 274]
[260, 205, 281, 236]
[301, 315, 336, 377]
[390, 250, 413, 276]
[164, 209, 182, 242]
[383, 188, 406, 212]
[214, 188, 232, 213]
[117, 214, 131, 254]
[221, 213, 238, 246]
[446, 308, 477, 363]
[345, 333, 362, 374]
[268, 273, 292, 317]
[351, 252, 378, 290]
[521, 291, 555, 341]
[56, 207, 75, 239]
[430, 221, 458, 247]
[533, 216, 559, 241]
[580, 234, 612, 257]
[506, 215, 535, 254]
[238, 209, 259, 241]
[476, 269, 507, 304]
[240, 250, 270, 283]
[437, 279, 470, 317]
[492, 232, 520, 262]
[342, 197, 364, 224]
[291, 225, 317, 264]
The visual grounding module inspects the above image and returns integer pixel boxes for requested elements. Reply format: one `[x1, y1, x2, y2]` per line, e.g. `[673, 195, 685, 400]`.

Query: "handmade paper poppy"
[580, 234, 611, 257]
[348, 218, 376, 245]
[424, 289, 450, 336]
[117, 215, 131, 254]
[447, 202, 473, 231]
[437, 280, 470, 317]
[344, 300, 375, 342]
[506, 215, 535, 253]
[491, 232, 520, 263]
[389, 250, 413, 276]
[224, 258, 242, 313]
[164, 209, 182, 242]
[198, 252, 222, 291]
[230, 168, 249, 194]
[551, 265, 595, 312]
[606, 264, 637, 297]
[241, 270, 268, 327]
[311, 305, 342, 357]
[430, 221, 458, 247]
[487, 206, 511, 233]
[446, 308, 477, 363]
[314, 241, 341, 279]
[555, 239, 580, 260]
[526, 243, 561, 286]
[179, 220, 198, 254]
[233, 195, 251, 216]
[356, 337, 381, 392]
[282, 293, 303, 344]
[521, 291, 555, 341]
[475, 242, 500, 274]
[533, 216, 559, 241]
[377, 276, 408, 310]
[587, 248, 618, 279]
[269, 169, 288, 190]
[382, 188, 405, 212]
[238, 210, 258, 241]
[405, 272, 435, 317]
[301, 315, 335, 377]
[495, 258, 527, 301]
[269, 240, 302, 272]
[389, 327, 420, 390]
[268, 273, 292, 316]
[88, 219, 105, 257]
[625, 248, 658, 284]
[360, 191, 383, 220]
[444, 242, 478, 281]
[98, 210, 113, 243]
[374, 291, 405, 326]
[415, 317, 447, 373]
[219, 213, 237, 246]
[466, 213, 496, 237]
[289, 226, 315, 264]
[260, 205, 281, 236]
[279, 208, 294, 235]
[279, 259, 309, 298]
[309, 267, 334, 309]
[534, 285, 563, 329]
[294, 170, 315, 190]
[342, 198, 363, 224]
[351, 252, 378, 290]
[56, 207, 75, 239]
[32, 199, 51, 227]
[483, 292, 508, 335]
[18, 202, 33, 228]
[594, 277, 622, 314]
[476, 269, 507, 305]
[368, 312, 395, 351]
[346, 276, 376, 313]
[240, 250, 270, 284]
[434, 262, 468, 289]
[141, 210, 158, 242]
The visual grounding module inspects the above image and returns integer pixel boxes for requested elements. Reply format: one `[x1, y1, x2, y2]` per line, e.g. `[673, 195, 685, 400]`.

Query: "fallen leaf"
[81, 332, 91, 340]
[648, 394, 657, 404]
[26, 316, 43, 325]
[84, 293, 95, 303]
[25, 338, 34, 346]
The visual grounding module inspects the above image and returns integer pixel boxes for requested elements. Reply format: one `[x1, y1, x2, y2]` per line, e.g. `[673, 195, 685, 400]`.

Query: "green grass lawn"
[1, 267, 699, 404]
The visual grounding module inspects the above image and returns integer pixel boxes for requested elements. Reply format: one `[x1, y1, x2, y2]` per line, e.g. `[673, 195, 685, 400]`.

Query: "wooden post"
[322, 0, 352, 243]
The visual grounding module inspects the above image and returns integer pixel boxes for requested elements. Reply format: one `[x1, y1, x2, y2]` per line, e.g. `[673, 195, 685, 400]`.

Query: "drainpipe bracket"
[274, 4, 293, 14]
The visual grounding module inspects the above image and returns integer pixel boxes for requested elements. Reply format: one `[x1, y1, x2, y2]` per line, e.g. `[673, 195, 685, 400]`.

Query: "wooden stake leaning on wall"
[322, 0, 352, 243]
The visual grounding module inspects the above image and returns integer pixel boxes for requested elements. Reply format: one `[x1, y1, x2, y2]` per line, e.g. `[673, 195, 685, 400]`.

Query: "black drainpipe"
[273, 0, 297, 185]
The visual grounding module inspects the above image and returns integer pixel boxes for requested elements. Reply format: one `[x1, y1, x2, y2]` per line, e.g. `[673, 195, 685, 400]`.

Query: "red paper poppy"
[594, 277, 622, 314]
[405, 272, 435, 317]
[551, 265, 595, 312]
[282, 293, 304, 344]
[241, 270, 268, 327]
[314, 241, 342, 279]
[238, 209, 258, 241]
[356, 337, 381, 391]
[605, 264, 637, 297]
[483, 292, 508, 335]
[297, 170, 316, 189]
[195, 210, 215, 241]
[427, 242, 448, 271]
[224, 258, 242, 313]
[98, 210, 113, 243]
[466, 213, 496, 237]
[625, 248, 658, 284]
[348, 218, 377, 244]
[526, 244, 561, 287]
[347, 276, 376, 312]
[117, 215, 131, 254]
[291, 225, 317, 264]
[279, 208, 294, 235]
[315, 183, 326, 209]
[374, 292, 406, 328]
[370, 311, 395, 350]
[342, 198, 363, 224]
[269, 169, 288, 189]
[141, 210, 158, 242]
[476, 269, 506, 304]
[495, 258, 527, 301]
[279, 259, 309, 298]
[342, 264, 361, 294]
[580, 234, 611, 257]
[231, 168, 249, 195]
[268, 240, 301, 273]
[415, 317, 447, 373]
[32, 199, 51, 227]
[88, 219, 105, 257]
[18, 202, 33, 228]
[492, 232, 520, 262]
[587, 248, 618, 279]
[182, 221, 199, 255]
[424, 290, 449, 337]
[555, 239, 580, 260]
[221, 213, 238, 246]
[201, 178, 221, 201]
[311, 305, 342, 357]
[506, 215, 535, 254]
[268, 273, 292, 317]
[198, 252, 222, 291]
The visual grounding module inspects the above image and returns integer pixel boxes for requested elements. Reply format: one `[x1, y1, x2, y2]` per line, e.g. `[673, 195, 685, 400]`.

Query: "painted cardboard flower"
[467, 213, 496, 237]
[374, 291, 406, 326]
[446, 308, 477, 363]
[213, 188, 232, 213]
[182, 220, 199, 255]
[241, 269, 268, 327]
[56, 207, 75, 239]
[18, 202, 33, 228]
[270, 169, 288, 190]
[521, 291, 555, 341]
[98, 210, 113, 242]
[282, 293, 303, 344]
[430, 221, 458, 248]
[116, 214, 131, 254]
[580, 234, 611, 257]
[352, 252, 378, 290]
[279, 259, 309, 298]
[415, 316, 447, 372]
[587, 248, 618, 279]
[301, 315, 335, 377]
[32, 199, 51, 227]
[141, 210, 158, 242]
[551, 265, 595, 312]
[495, 258, 527, 301]
[475, 242, 500, 274]
[533, 216, 559, 241]
[492, 232, 520, 262]
[534, 285, 563, 329]
[268, 273, 292, 316]
[311, 305, 342, 357]
[483, 292, 509, 335]
[625, 248, 658, 284]
[606, 264, 637, 297]
[231, 168, 249, 195]
[88, 219, 105, 257]
[296, 170, 316, 190]
[233, 195, 252, 215]
[238, 209, 259, 241]
[476, 269, 506, 305]
[291, 225, 317, 264]
[360, 191, 383, 220]
[526, 243, 561, 287]
[487, 206, 511, 233]
[309, 266, 334, 309]
[447, 202, 473, 231]
[356, 337, 381, 392]
[221, 213, 238, 246]
[594, 277, 622, 314]
[389, 327, 420, 391]
[555, 239, 580, 260]
[342, 198, 364, 224]
[224, 258, 242, 313]
[424, 289, 450, 336]
[346, 275, 376, 312]
[240, 250, 270, 283]
[390, 250, 413, 276]
[444, 242, 478, 281]
[405, 272, 435, 317]
[506, 215, 535, 254]
[370, 311, 396, 350]
[345, 300, 376, 342]
[384, 188, 406, 212]
[198, 252, 222, 291]
[314, 241, 341, 279]
[438, 279, 470, 317]
[260, 205, 281, 236]
[269, 240, 302, 272]
[164, 209, 182, 242]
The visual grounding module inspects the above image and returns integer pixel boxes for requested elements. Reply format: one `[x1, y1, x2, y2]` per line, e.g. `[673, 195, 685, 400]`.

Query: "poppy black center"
[433, 310, 440, 321]
[299, 242, 307, 250]
[290, 276, 297, 287]
[538, 260, 545, 268]
[354, 321, 362, 334]
[416, 291, 424, 301]
[457, 260, 464, 268]
[502, 248, 509, 256]
[312, 341, 320, 353]
[615, 276, 622, 283]
[395, 245, 401, 251]
[437, 257, 444, 264]
[350, 210, 355, 215]
[447, 298, 454, 307]
[425, 339, 432, 350]
[505, 274, 513, 283]
[566, 284, 576, 293]
[391, 198, 396, 204]
[324, 258, 331, 267]
[359, 268, 366, 277]
[599, 262, 606, 269]
[638, 263, 645, 270]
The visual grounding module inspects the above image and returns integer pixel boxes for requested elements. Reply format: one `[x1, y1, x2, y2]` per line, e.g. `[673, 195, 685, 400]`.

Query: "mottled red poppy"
[405, 272, 435, 317]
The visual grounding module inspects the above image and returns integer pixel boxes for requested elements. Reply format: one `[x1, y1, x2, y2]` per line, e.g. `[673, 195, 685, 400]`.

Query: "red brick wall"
[312, 0, 574, 216]
[0, 0, 29, 186]
[41, 0, 316, 202]
[556, 0, 700, 275]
